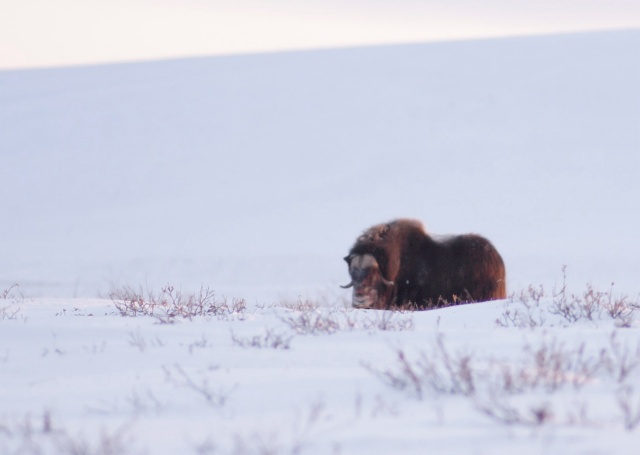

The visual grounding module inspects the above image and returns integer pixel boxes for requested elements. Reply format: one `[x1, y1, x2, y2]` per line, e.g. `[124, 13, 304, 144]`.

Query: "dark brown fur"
[344, 219, 506, 309]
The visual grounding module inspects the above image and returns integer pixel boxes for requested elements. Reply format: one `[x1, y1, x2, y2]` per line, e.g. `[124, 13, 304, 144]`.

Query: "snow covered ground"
[1, 288, 639, 454]
[1, 29, 639, 454]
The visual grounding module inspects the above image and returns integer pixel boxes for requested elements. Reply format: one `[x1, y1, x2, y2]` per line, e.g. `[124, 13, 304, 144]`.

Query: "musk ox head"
[341, 254, 394, 309]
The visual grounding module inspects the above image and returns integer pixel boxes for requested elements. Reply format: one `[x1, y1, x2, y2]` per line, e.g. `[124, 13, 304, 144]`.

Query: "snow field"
[1, 284, 640, 454]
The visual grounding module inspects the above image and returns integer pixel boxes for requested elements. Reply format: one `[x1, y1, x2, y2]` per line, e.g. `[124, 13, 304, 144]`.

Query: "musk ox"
[342, 219, 506, 309]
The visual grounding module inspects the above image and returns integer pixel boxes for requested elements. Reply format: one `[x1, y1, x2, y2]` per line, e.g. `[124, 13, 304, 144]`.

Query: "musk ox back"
[342, 219, 506, 309]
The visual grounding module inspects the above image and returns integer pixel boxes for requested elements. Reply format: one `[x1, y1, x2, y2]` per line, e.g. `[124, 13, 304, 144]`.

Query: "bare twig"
[163, 364, 231, 407]
[110, 284, 246, 321]
[617, 386, 640, 431]
[231, 328, 294, 350]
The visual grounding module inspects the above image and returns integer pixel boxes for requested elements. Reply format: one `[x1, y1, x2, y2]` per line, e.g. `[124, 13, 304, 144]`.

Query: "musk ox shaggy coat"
[342, 219, 506, 310]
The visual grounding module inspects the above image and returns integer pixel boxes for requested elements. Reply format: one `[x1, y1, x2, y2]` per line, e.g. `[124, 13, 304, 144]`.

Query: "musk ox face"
[341, 254, 394, 309]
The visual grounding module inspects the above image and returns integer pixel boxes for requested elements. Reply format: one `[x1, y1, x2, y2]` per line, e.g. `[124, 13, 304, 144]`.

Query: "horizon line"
[2, 26, 637, 73]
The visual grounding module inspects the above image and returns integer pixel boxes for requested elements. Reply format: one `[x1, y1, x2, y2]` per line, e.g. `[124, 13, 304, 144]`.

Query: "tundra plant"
[498, 268, 638, 329]
[368, 332, 640, 430]
[1, 283, 22, 320]
[109, 284, 247, 322]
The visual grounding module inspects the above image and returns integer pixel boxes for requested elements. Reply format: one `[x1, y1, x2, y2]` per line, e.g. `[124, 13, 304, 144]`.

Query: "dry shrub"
[1, 283, 23, 320]
[280, 305, 413, 335]
[275, 298, 321, 312]
[281, 309, 349, 335]
[368, 332, 640, 429]
[617, 386, 640, 431]
[475, 398, 555, 426]
[499, 267, 638, 329]
[497, 285, 546, 328]
[231, 328, 294, 350]
[550, 267, 637, 326]
[0, 305, 21, 321]
[109, 284, 246, 322]
[163, 364, 232, 408]
[365, 334, 475, 399]
[1, 283, 21, 300]
[605, 332, 640, 383]
[0, 411, 139, 455]
[490, 339, 603, 393]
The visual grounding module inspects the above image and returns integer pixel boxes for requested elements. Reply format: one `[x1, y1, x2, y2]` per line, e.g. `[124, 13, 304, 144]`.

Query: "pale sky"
[1, 0, 638, 69]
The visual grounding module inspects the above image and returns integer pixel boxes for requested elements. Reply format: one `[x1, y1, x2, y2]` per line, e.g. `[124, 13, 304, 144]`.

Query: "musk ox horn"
[340, 282, 354, 289]
[381, 277, 395, 286]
